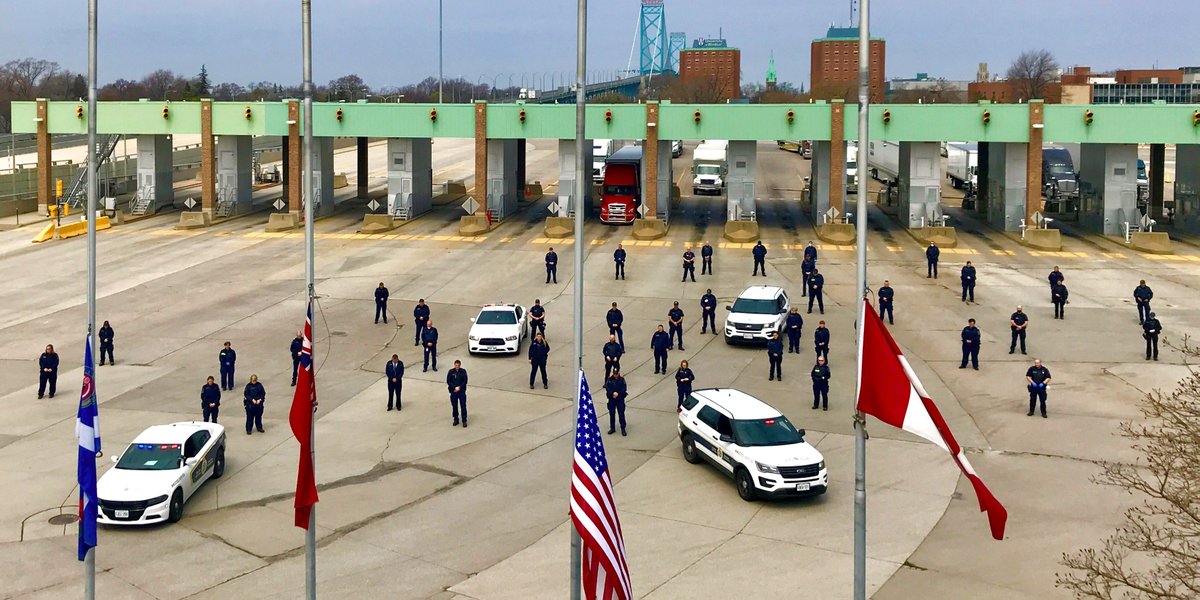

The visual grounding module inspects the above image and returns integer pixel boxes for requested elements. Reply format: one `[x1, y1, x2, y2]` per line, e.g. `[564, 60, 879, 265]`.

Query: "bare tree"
[661, 73, 736, 104]
[1006, 49, 1059, 101]
[3, 58, 60, 98]
[140, 69, 180, 100]
[1057, 340, 1200, 599]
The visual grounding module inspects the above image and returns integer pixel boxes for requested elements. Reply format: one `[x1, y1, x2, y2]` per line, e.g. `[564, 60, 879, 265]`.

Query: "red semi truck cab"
[599, 146, 643, 225]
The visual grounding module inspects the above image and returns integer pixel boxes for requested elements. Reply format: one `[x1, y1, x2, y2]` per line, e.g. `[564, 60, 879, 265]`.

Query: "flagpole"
[569, 0, 587, 597]
[301, 0, 317, 598]
[852, 0, 871, 598]
[84, 0, 99, 596]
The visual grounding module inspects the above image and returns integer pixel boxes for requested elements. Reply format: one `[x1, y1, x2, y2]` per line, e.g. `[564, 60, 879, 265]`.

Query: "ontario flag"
[289, 300, 319, 529]
[856, 299, 1008, 540]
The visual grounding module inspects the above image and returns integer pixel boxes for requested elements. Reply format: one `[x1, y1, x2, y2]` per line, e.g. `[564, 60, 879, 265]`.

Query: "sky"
[1, 0, 1195, 90]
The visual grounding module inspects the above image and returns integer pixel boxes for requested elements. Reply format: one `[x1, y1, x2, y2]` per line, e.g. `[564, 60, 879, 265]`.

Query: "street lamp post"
[438, 0, 444, 103]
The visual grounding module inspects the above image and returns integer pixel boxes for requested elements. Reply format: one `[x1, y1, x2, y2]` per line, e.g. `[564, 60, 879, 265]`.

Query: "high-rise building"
[679, 38, 741, 101]
[810, 26, 885, 102]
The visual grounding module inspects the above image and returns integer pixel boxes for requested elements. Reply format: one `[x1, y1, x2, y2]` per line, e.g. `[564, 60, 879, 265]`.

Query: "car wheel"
[735, 468, 757, 502]
[212, 447, 226, 479]
[681, 435, 701, 464]
[167, 489, 184, 523]
[724, 335, 733, 345]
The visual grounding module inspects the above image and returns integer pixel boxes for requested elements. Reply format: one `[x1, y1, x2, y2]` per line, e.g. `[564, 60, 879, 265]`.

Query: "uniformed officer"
[385, 354, 404, 411]
[767, 331, 784, 381]
[413, 299, 431, 346]
[603, 334, 624, 378]
[803, 241, 818, 265]
[528, 299, 547, 338]
[811, 356, 831, 411]
[808, 268, 825, 314]
[374, 282, 389, 324]
[1143, 312, 1162, 361]
[667, 301, 685, 350]
[545, 247, 558, 283]
[877, 280, 895, 324]
[603, 369, 628, 436]
[1133, 280, 1154, 324]
[785, 306, 804, 353]
[801, 255, 815, 297]
[447, 360, 468, 427]
[960, 318, 981, 370]
[960, 261, 977, 303]
[700, 240, 714, 275]
[1048, 267, 1064, 302]
[37, 344, 58, 399]
[926, 242, 940, 278]
[290, 330, 303, 386]
[98, 320, 114, 365]
[422, 320, 439, 372]
[1025, 359, 1051, 418]
[1051, 283, 1068, 319]
[682, 247, 696, 282]
[613, 243, 627, 280]
[201, 376, 221, 423]
[651, 325, 672, 374]
[675, 359, 695, 407]
[1009, 306, 1028, 354]
[700, 289, 718, 334]
[219, 341, 237, 390]
[607, 302, 625, 349]
[528, 334, 550, 389]
[243, 374, 266, 435]
[752, 241, 767, 276]
[814, 320, 830, 362]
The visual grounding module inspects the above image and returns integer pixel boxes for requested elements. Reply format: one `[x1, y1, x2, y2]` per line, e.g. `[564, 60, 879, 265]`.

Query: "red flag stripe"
[571, 463, 631, 595]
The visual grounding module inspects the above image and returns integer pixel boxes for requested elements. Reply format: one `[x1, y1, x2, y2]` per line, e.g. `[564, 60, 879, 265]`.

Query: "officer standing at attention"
[785, 307, 804, 353]
[98, 320, 114, 365]
[1143, 312, 1162, 361]
[201, 376, 221, 423]
[667, 301, 686, 350]
[804, 241, 818, 265]
[814, 320, 830, 362]
[37, 344, 59, 399]
[613, 243, 627, 280]
[528, 333, 550, 389]
[545, 247, 558, 284]
[528, 299, 546, 338]
[607, 302, 625, 349]
[386, 354, 404, 411]
[651, 325, 672, 374]
[801, 254, 815, 297]
[960, 261, 977, 304]
[422, 320, 440, 372]
[219, 341, 237, 391]
[374, 282, 389, 324]
[1025, 359, 1052, 418]
[700, 240, 714, 275]
[447, 360, 469, 427]
[877, 280, 895, 325]
[413, 299, 431, 346]
[603, 334, 624, 378]
[681, 247, 697, 282]
[752, 241, 767, 276]
[767, 331, 784, 381]
[1009, 306, 1029, 355]
[290, 330, 303, 386]
[1051, 282, 1068, 320]
[808, 268, 825, 314]
[960, 318, 981, 370]
[243, 374, 266, 435]
[674, 360, 695, 408]
[811, 356, 831, 411]
[700, 289, 718, 334]
[603, 368, 628, 436]
[1048, 267, 1064, 302]
[926, 242, 940, 278]
[1133, 280, 1154, 324]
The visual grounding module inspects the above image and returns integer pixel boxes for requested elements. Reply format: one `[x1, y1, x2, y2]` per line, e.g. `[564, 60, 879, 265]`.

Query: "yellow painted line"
[590, 239, 606, 245]
[1101, 252, 1128, 259]
[151, 230, 204, 236]
[992, 249, 1015, 256]
[887, 246, 904, 252]
[394, 234, 414, 240]
[432, 235, 452, 241]
[470, 236, 487, 243]
[500, 237, 514, 243]
[411, 235, 430, 240]
[286, 232, 303, 238]
[380, 234, 399, 240]
[941, 248, 979, 254]
[1182, 255, 1200, 262]
[531, 238, 549, 244]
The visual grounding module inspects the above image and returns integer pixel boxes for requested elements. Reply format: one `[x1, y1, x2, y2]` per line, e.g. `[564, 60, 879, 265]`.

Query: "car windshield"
[604, 185, 637, 196]
[116, 443, 182, 471]
[733, 416, 804, 447]
[476, 311, 517, 325]
[846, 161, 857, 170]
[731, 298, 779, 315]
[696, 165, 721, 175]
[1048, 163, 1072, 175]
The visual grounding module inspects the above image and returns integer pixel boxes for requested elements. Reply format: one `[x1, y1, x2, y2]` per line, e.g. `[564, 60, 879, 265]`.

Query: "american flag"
[289, 300, 319, 528]
[569, 372, 632, 600]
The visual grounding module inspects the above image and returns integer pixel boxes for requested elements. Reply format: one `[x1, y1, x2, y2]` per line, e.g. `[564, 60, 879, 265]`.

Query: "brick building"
[810, 26, 885, 102]
[679, 43, 741, 101]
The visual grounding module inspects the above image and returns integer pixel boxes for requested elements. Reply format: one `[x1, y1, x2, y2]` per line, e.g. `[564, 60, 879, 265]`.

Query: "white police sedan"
[468, 303, 527, 354]
[97, 422, 226, 525]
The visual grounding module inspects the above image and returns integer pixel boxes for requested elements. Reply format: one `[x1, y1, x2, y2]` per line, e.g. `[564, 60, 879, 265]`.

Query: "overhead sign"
[462, 197, 480, 215]
[184, 198, 197, 210]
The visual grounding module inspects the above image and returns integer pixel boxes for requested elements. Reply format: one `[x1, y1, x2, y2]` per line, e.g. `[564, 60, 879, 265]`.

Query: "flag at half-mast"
[76, 336, 102, 560]
[289, 300, 319, 528]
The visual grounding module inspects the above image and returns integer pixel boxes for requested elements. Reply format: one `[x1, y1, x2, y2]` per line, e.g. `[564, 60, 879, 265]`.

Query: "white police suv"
[724, 285, 790, 344]
[468, 303, 527, 354]
[677, 388, 827, 500]
[97, 422, 226, 525]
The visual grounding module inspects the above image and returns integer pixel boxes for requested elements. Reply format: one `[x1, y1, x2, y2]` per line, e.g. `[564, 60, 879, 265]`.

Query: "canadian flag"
[856, 299, 1008, 540]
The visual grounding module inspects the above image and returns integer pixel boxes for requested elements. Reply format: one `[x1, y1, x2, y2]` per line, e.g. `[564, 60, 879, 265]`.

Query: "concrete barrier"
[266, 211, 302, 232]
[907, 226, 959, 248]
[333, 173, 349, 189]
[34, 216, 112, 243]
[523, 183, 544, 203]
[360, 214, 395, 234]
[543, 216, 574, 239]
[175, 211, 212, 230]
[31, 222, 55, 243]
[631, 218, 668, 240]
[815, 222, 856, 246]
[1021, 228, 1062, 251]
[723, 220, 760, 243]
[458, 214, 492, 237]
[1130, 231, 1173, 254]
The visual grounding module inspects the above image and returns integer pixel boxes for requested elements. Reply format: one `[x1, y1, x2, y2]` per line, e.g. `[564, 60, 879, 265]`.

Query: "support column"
[386, 138, 432, 219]
[644, 102, 660, 219]
[36, 99, 52, 214]
[1078, 143, 1139, 236]
[516, 138, 527, 198]
[724, 140, 760, 242]
[829, 100, 846, 216]
[460, 101, 491, 236]
[985, 142, 1028, 232]
[356, 136, 369, 199]
[1025, 101, 1044, 227]
[1149, 143, 1166, 220]
[810, 141, 845, 222]
[134, 135, 173, 214]
[976, 142, 990, 215]
[545, 138, 592, 238]
[897, 142, 942, 228]
[632, 102, 669, 240]
[200, 99, 216, 214]
[287, 100, 301, 212]
[216, 135, 253, 216]
[307, 137, 334, 217]
[1174, 144, 1200, 234]
[486, 139, 519, 221]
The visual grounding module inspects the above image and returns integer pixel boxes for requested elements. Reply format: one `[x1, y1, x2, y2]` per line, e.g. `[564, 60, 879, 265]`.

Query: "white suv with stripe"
[677, 388, 827, 500]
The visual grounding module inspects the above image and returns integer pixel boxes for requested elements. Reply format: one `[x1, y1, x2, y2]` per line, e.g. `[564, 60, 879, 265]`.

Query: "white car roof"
[691, 388, 782, 420]
[737, 286, 785, 300]
[478, 304, 520, 313]
[131, 422, 210, 444]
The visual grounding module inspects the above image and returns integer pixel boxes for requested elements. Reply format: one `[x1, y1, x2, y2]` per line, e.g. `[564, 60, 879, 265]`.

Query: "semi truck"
[865, 140, 900, 185]
[946, 142, 978, 189]
[592, 139, 615, 184]
[692, 140, 728, 195]
[1042, 145, 1078, 201]
[846, 143, 858, 193]
[599, 145, 643, 224]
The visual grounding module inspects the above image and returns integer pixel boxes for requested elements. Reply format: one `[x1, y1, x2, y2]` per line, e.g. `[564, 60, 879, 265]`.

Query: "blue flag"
[76, 336, 101, 561]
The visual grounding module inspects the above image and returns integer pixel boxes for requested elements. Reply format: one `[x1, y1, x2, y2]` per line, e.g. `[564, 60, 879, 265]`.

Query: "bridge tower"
[667, 32, 686, 74]
[639, 0, 667, 75]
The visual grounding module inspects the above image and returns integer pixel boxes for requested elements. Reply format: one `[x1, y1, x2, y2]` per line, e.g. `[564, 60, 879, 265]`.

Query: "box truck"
[692, 140, 728, 195]
[946, 142, 978, 189]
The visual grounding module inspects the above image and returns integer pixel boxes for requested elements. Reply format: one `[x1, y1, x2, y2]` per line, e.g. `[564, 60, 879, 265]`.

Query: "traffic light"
[786, 109, 795, 123]
[1193, 110, 1199, 126]
[519, 109, 527, 123]
[336, 108, 344, 122]
[75, 105, 84, 119]
[1084, 110, 1094, 125]
[162, 105, 170, 120]
[430, 108, 438, 122]
[881, 109, 891, 124]
[243, 106, 252, 120]
[604, 109, 613, 122]
[693, 109, 702, 123]
[982, 110, 991, 125]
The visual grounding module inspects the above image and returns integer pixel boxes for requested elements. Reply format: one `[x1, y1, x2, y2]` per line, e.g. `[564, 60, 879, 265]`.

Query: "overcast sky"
[2, 0, 1194, 89]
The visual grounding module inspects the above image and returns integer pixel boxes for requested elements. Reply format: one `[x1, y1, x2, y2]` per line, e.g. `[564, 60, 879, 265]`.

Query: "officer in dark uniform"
[804, 241, 818, 265]
[878, 280, 895, 324]
[528, 334, 550, 389]
[1051, 283, 1068, 319]
[37, 344, 59, 399]
[603, 369, 628, 436]
[667, 302, 685, 350]
[413, 299, 431, 346]
[219, 341, 237, 390]
[651, 325, 672, 374]
[700, 289, 718, 334]
[98, 320, 114, 365]
[767, 331, 784, 381]
[243, 374, 266, 435]
[422, 320, 439, 371]
[801, 255, 815, 296]
[752, 241, 767, 276]
[603, 334, 624, 378]
[607, 302, 625, 349]
[1133, 280, 1153, 324]
[811, 356, 831, 411]
[385, 354, 404, 410]
[447, 360, 468, 427]
[814, 321, 830, 362]
[700, 240, 714, 275]
[1048, 267, 1064, 302]
[201, 376, 221, 423]
[682, 247, 696, 282]
[528, 299, 546, 338]
[1025, 359, 1051, 418]
[1009, 306, 1028, 354]
[374, 282, 389, 324]
[960, 318, 980, 370]
[545, 247, 558, 284]
[290, 330, 303, 386]
[808, 268, 825, 314]
[1143, 312, 1162, 361]
[613, 244, 627, 280]
[960, 261, 977, 303]
[674, 360, 695, 408]
[785, 307, 804, 353]
[926, 242, 940, 278]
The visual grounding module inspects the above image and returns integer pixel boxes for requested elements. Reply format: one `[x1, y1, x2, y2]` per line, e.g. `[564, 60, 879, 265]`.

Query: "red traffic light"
[882, 109, 891, 124]
[161, 106, 170, 120]
[430, 109, 438, 122]
[693, 109, 701, 123]
[336, 108, 344, 122]
[605, 110, 613, 122]
[1194, 110, 1200, 126]
[786, 109, 795, 123]
[519, 109, 527, 123]
[982, 110, 991, 125]
[243, 107, 252, 120]
[1084, 110, 1094, 125]
[75, 105, 84, 119]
